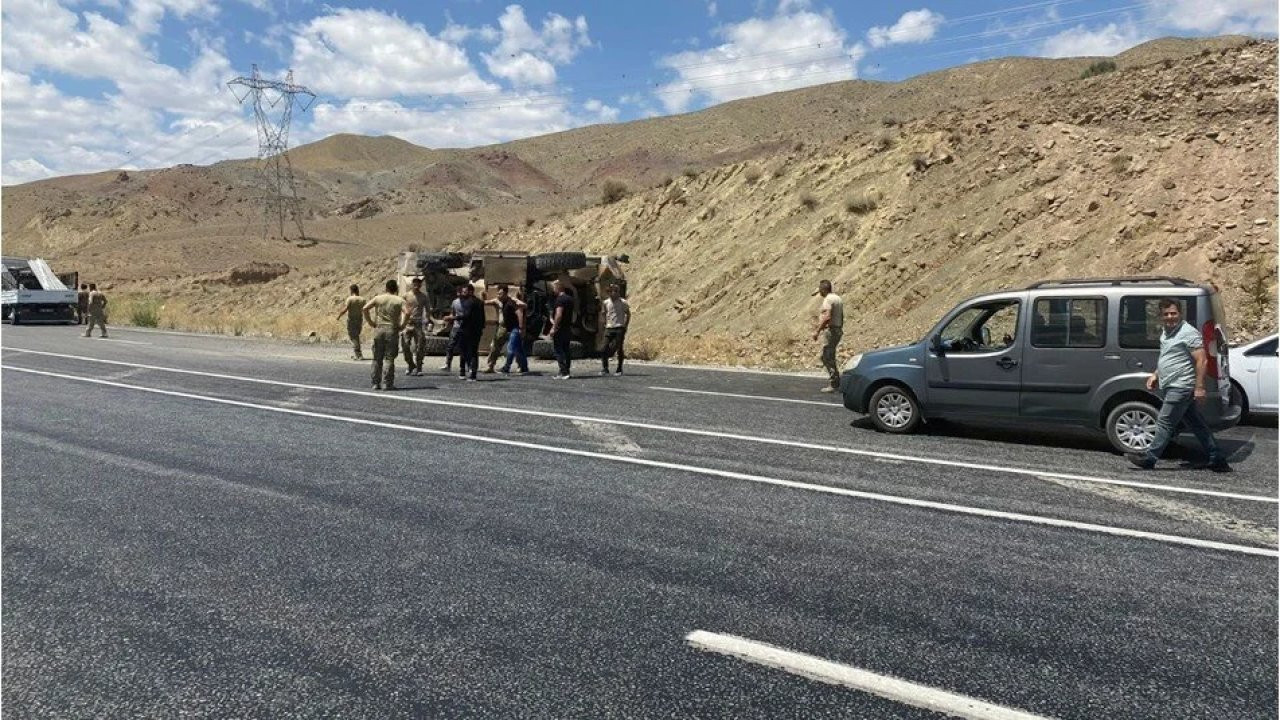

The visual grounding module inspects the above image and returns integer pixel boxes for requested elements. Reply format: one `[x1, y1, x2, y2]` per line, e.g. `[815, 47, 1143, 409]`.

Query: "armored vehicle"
[396, 250, 629, 358]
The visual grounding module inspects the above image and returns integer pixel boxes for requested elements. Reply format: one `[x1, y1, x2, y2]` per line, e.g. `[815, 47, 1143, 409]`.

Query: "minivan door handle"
[1104, 354, 1121, 360]
[996, 357, 1019, 369]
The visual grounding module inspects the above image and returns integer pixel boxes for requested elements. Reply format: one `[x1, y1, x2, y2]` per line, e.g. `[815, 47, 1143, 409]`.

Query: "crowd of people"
[339, 278, 631, 391]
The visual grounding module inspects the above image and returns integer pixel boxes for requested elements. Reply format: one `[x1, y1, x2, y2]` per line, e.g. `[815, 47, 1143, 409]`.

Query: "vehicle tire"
[568, 340, 587, 359]
[11, 309, 20, 325]
[531, 339, 555, 359]
[420, 335, 451, 356]
[417, 252, 469, 270]
[533, 252, 587, 273]
[1230, 380, 1250, 422]
[867, 384, 922, 434]
[1105, 400, 1159, 454]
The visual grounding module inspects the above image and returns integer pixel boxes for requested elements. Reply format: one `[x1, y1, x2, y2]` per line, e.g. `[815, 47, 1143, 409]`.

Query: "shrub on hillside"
[844, 192, 878, 215]
[1108, 153, 1132, 173]
[524, 217, 536, 227]
[743, 166, 762, 184]
[682, 166, 699, 179]
[881, 116, 902, 127]
[601, 180, 628, 204]
[799, 192, 817, 211]
[875, 132, 894, 152]
[912, 154, 929, 172]
[1080, 60, 1117, 79]
[129, 297, 162, 328]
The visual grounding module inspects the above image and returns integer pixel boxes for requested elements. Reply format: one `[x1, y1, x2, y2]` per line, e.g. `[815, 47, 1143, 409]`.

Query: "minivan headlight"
[843, 353, 863, 371]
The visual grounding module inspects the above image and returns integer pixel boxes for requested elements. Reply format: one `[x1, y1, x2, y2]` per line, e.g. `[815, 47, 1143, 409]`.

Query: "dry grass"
[601, 180, 628, 204]
[844, 191, 878, 215]
[1108, 153, 1133, 173]
[743, 166, 762, 184]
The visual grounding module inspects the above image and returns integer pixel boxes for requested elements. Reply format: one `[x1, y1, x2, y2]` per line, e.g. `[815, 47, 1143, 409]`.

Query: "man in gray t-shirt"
[1127, 298, 1229, 472]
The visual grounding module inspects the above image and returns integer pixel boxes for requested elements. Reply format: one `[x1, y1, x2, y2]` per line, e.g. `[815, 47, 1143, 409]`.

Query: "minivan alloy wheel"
[1115, 409, 1156, 450]
[876, 391, 914, 429]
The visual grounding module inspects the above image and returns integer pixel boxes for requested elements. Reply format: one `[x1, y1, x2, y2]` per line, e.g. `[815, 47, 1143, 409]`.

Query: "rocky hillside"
[4, 36, 1274, 367]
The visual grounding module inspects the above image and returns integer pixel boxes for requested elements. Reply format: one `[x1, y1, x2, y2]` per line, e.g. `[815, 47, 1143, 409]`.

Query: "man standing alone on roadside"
[551, 279, 575, 379]
[84, 283, 108, 338]
[336, 284, 365, 360]
[812, 279, 843, 392]
[77, 284, 89, 324]
[401, 277, 429, 376]
[601, 284, 630, 375]
[1126, 298, 1231, 472]
[363, 280, 406, 391]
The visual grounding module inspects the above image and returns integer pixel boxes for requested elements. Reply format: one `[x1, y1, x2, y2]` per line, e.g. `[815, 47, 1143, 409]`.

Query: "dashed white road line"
[685, 630, 1055, 720]
[6, 364, 1277, 558]
[649, 385, 842, 407]
[4, 347, 1273, 505]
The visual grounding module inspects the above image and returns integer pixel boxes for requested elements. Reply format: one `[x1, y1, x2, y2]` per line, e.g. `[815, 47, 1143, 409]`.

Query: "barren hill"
[3, 35, 1275, 367]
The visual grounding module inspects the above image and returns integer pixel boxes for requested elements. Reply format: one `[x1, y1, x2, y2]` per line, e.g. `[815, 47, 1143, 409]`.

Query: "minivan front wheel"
[1106, 401, 1159, 454]
[868, 385, 922, 434]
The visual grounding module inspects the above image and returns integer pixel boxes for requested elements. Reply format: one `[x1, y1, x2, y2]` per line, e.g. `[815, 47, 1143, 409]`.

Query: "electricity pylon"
[228, 65, 315, 244]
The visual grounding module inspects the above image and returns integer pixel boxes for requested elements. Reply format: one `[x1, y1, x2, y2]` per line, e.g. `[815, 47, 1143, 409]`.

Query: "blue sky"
[2, 0, 1275, 184]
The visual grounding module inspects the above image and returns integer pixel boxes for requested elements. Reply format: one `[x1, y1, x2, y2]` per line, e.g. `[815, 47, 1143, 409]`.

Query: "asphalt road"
[2, 324, 1276, 719]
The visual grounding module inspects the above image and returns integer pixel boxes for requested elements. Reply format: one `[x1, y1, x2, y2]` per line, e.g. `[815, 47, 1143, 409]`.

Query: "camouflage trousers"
[371, 327, 398, 388]
[821, 326, 842, 388]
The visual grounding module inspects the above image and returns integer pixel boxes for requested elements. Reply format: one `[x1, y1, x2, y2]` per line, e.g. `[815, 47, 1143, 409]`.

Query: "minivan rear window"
[1031, 297, 1106, 348]
[1119, 296, 1198, 349]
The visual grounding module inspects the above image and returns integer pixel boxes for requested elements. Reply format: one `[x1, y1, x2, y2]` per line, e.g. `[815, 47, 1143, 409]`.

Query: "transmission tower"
[228, 65, 316, 244]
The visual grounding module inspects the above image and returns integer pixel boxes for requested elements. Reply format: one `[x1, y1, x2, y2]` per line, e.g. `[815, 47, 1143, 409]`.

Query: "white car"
[1229, 334, 1278, 419]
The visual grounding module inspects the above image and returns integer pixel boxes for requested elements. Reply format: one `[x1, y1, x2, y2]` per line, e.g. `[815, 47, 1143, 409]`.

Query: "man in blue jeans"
[1126, 298, 1231, 473]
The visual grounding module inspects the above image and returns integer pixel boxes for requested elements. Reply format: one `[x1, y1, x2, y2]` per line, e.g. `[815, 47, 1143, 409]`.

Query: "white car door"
[1239, 336, 1279, 413]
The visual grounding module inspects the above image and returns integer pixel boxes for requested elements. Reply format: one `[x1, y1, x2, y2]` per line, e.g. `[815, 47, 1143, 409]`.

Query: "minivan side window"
[1031, 297, 1106, 348]
[938, 300, 1020, 353]
[1119, 296, 1197, 349]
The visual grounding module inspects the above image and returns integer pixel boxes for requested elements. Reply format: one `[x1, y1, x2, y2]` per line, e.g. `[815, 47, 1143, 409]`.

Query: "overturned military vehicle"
[395, 250, 629, 358]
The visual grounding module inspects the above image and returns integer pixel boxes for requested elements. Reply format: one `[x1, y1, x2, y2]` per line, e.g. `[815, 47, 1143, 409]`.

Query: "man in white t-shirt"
[812, 279, 844, 392]
[601, 284, 630, 375]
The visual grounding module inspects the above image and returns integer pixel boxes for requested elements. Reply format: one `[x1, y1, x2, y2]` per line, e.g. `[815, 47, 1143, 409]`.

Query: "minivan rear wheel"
[1106, 401, 1159, 454]
[868, 385, 922, 434]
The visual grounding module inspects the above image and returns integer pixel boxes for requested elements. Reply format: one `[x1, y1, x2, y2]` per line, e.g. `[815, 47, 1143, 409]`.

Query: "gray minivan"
[839, 277, 1241, 453]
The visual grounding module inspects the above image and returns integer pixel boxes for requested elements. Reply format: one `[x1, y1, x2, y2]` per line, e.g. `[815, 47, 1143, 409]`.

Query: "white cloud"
[1147, 0, 1277, 34]
[1038, 21, 1151, 57]
[706, 1, 717, 18]
[867, 8, 944, 48]
[4, 158, 57, 185]
[584, 98, 620, 122]
[291, 9, 497, 98]
[304, 94, 574, 149]
[480, 5, 592, 86]
[655, 4, 862, 113]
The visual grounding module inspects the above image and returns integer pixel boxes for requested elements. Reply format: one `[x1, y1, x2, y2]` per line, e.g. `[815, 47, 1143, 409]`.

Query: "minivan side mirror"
[930, 334, 945, 355]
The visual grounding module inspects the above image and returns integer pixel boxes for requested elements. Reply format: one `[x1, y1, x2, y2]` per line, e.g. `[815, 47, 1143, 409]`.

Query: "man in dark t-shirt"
[551, 279, 575, 379]
[453, 284, 485, 381]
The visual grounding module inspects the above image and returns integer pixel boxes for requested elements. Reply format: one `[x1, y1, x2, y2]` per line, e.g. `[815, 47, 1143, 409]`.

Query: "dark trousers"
[602, 328, 626, 370]
[553, 331, 572, 376]
[76, 305, 87, 324]
[459, 332, 481, 379]
[444, 327, 462, 368]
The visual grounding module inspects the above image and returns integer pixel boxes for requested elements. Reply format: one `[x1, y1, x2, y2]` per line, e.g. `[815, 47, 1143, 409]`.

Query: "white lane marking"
[6, 365, 1276, 558]
[571, 419, 642, 456]
[5, 347, 1276, 505]
[104, 368, 148, 381]
[1036, 475, 1279, 547]
[649, 385, 841, 407]
[685, 631, 1055, 720]
[101, 338, 152, 345]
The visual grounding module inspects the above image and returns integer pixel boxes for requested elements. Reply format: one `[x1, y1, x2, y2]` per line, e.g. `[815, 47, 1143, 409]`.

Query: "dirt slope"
[3, 36, 1274, 367]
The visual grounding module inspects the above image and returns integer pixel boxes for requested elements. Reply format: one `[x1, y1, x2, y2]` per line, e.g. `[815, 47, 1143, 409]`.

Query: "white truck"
[2, 257, 77, 324]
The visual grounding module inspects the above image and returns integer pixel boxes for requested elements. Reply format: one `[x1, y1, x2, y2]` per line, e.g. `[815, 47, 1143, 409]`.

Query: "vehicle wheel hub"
[1116, 410, 1156, 450]
[876, 392, 913, 429]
